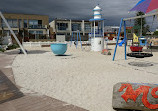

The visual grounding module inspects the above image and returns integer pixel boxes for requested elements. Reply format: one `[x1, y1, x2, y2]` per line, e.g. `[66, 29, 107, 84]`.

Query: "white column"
[70, 19, 72, 35]
[82, 20, 85, 35]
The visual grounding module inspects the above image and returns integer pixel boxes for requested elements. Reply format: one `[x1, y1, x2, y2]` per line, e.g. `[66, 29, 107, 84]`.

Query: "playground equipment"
[0, 11, 27, 55]
[70, 30, 82, 49]
[129, 33, 143, 52]
[112, 12, 158, 60]
[89, 5, 104, 51]
[112, 0, 158, 61]
[118, 39, 125, 46]
[50, 43, 67, 55]
[139, 37, 147, 46]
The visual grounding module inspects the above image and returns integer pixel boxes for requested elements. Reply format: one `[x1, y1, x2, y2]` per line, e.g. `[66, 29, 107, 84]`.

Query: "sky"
[0, 0, 156, 26]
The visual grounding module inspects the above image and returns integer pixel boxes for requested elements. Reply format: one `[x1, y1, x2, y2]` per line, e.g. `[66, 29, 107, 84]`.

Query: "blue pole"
[79, 31, 82, 49]
[112, 18, 124, 61]
[76, 31, 78, 49]
[124, 21, 127, 60]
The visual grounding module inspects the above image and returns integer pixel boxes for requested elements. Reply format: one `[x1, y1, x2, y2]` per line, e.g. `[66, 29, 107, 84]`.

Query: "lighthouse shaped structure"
[89, 5, 104, 51]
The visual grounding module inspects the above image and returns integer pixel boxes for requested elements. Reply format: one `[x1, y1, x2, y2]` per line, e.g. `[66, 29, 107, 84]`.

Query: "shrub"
[0, 48, 5, 52]
[6, 44, 19, 50]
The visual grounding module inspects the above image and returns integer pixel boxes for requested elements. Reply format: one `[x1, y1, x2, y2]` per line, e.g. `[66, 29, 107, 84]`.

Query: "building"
[49, 19, 91, 41]
[104, 26, 124, 40]
[0, 13, 50, 42]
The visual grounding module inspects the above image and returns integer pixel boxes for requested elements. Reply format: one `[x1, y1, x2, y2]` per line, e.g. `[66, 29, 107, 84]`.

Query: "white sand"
[12, 45, 158, 111]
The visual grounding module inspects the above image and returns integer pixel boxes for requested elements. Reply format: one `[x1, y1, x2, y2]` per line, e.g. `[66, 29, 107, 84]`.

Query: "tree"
[153, 31, 158, 36]
[134, 12, 147, 36]
[0, 31, 3, 45]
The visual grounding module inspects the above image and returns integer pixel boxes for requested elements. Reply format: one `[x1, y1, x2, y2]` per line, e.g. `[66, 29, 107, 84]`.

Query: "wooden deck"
[0, 50, 88, 111]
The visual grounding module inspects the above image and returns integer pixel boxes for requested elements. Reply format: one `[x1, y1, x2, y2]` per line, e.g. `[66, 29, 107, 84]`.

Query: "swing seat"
[127, 52, 153, 58]
[130, 46, 143, 52]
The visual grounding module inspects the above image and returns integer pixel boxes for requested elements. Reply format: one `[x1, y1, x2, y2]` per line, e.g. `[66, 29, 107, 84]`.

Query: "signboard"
[113, 82, 158, 110]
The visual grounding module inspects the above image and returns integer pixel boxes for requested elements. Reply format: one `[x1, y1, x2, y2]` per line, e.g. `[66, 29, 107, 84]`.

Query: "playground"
[1, 0, 158, 110]
[12, 45, 158, 111]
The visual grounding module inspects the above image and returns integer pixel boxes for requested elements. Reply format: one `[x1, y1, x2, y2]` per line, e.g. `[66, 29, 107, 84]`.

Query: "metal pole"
[79, 31, 82, 49]
[124, 21, 127, 60]
[113, 18, 123, 61]
[140, 16, 142, 36]
[102, 21, 104, 37]
[94, 21, 95, 39]
[0, 11, 27, 55]
[123, 12, 158, 21]
[76, 31, 78, 49]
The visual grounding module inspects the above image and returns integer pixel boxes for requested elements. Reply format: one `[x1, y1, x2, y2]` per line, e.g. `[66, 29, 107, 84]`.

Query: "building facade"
[0, 13, 49, 41]
[49, 19, 91, 41]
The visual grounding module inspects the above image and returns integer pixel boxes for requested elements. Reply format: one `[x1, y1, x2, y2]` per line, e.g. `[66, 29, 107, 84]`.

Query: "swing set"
[112, 12, 158, 61]
[70, 30, 82, 49]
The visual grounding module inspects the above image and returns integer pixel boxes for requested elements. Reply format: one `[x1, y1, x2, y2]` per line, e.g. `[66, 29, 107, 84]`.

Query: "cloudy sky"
[0, 0, 155, 26]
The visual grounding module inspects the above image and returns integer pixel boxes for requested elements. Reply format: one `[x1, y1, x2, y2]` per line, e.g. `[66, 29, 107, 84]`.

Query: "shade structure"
[130, 0, 158, 13]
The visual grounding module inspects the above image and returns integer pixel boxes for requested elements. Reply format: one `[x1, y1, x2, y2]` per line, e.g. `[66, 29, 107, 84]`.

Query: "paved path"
[0, 50, 87, 111]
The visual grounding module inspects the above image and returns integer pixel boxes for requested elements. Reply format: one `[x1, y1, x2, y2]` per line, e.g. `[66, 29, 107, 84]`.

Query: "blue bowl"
[50, 43, 67, 55]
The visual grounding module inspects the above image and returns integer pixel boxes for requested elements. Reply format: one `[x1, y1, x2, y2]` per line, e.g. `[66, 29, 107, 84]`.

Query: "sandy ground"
[12, 44, 158, 111]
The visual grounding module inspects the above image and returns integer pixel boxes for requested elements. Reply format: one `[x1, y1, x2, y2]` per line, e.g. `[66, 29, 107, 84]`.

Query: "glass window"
[85, 23, 91, 32]
[72, 23, 81, 31]
[57, 23, 68, 30]
[28, 30, 44, 39]
[19, 19, 22, 28]
[12, 19, 18, 28]
[38, 20, 42, 28]
[24, 20, 27, 28]
[1, 19, 7, 28]
[7, 19, 13, 27]
[1, 19, 18, 28]
[29, 20, 38, 28]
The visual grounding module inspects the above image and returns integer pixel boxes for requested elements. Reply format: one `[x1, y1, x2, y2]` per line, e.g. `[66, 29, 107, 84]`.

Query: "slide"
[118, 39, 125, 46]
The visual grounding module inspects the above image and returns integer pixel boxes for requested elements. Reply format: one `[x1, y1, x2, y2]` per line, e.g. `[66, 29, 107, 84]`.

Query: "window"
[29, 20, 38, 28]
[3, 30, 18, 36]
[24, 20, 27, 28]
[72, 23, 81, 31]
[57, 23, 68, 31]
[1, 19, 18, 28]
[29, 30, 44, 39]
[19, 19, 22, 28]
[85, 23, 91, 32]
[38, 20, 42, 28]
[12, 19, 18, 28]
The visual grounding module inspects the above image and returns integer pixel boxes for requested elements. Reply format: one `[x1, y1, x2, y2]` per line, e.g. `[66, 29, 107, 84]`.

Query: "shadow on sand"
[55, 54, 72, 56]
[3, 49, 49, 55]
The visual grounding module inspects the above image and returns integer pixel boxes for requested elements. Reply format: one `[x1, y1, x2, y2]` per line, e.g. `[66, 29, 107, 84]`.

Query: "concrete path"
[0, 49, 87, 111]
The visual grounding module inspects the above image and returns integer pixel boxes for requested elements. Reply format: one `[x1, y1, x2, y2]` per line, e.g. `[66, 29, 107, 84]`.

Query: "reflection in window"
[85, 23, 91, 32]
[29, 20, 38, 28]
[28, 20, 42, 28]
[72, 23, 81, 31]
[24, 20, 27, 28]
[3, 30, 18, 36]
[29, 30, 44, 39]
[19, 19, 22, 28]
[57, 23, 68, 31]
[1, 19, 18, 28]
